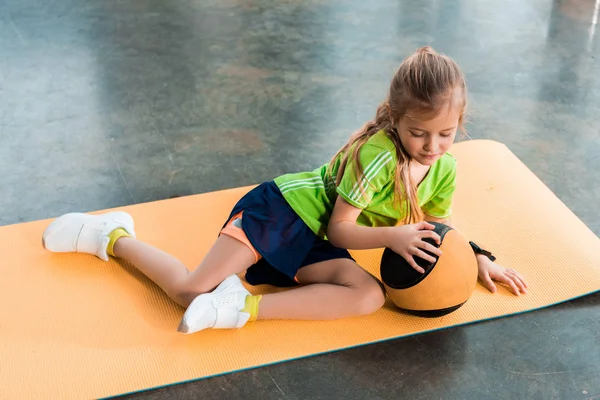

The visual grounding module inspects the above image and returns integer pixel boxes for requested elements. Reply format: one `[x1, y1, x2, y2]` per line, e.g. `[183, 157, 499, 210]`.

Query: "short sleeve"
[421, 160, 456, 218]
[336, 144, 395, 209]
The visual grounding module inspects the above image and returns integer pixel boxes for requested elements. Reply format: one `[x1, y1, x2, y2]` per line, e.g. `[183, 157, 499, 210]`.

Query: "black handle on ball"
[469, 241, 496, 261]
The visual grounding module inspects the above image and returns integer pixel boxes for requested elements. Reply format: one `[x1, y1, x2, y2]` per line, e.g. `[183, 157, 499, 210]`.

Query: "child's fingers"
[416, 221, 436, 231]
[495, 273, 521, 296]
[412, 248, 437, 264]
[506, 270, 527, 294]
[507, 268, 528, 288]
[404, 254, 425, 274]
[419, 229, 441, 245]
[480, 272, 497, 293]
[418, 241, 442, 257]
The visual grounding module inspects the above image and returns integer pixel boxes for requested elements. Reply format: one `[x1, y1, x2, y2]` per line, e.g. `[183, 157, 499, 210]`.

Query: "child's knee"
[169, 288, 196, 308]
[355, 279, 386, 315]
[169, 280, 210, 308]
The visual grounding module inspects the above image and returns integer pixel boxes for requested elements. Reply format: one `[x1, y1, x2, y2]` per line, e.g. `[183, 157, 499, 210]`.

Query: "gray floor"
[2, 0, 600, 398]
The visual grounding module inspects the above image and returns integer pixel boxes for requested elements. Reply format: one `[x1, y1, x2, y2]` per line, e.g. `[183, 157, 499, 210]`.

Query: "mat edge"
[101, 287, 600, 400]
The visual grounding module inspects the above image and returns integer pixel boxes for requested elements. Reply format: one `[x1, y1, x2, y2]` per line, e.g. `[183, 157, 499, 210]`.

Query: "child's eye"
[440, 133, 452, 138]
[409, 131, 424, 138]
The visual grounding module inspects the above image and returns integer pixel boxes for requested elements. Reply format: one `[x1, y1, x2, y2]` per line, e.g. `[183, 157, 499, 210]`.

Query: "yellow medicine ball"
[380, 222, 478, 317]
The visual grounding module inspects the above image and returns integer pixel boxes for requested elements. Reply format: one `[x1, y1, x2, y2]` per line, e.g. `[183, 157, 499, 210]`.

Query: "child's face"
[397, 104, 460, 167]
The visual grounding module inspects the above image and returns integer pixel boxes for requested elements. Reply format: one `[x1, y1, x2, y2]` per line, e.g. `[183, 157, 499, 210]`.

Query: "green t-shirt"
[273, 129, 457, 239]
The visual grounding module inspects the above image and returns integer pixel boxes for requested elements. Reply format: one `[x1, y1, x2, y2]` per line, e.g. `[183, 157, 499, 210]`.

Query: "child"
[42, 46, 527, 334]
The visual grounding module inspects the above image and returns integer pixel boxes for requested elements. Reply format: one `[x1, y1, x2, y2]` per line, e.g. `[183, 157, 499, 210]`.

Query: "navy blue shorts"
[221, 181, 354, 287]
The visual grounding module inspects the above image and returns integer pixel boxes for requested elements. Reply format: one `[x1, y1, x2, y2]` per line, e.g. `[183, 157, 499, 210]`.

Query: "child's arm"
[327, 197, 442, 273]
[327, 196, 393, 250]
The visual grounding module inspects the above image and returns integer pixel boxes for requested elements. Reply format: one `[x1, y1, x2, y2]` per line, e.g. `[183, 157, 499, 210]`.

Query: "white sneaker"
[42, 211, 136, 261]
[177, 274, 252, 334]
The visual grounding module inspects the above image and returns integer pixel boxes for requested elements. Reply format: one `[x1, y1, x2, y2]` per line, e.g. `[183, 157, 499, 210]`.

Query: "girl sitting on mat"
[42, 46, 527, 334]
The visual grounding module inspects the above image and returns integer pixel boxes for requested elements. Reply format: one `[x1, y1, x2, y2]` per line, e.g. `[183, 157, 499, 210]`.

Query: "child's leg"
[42, 211, 256, 310]
[43, 211, 385, 333]
[257, 258, 386, 320]
[180, 257, 386, 333]
[112, 234, 255, 307]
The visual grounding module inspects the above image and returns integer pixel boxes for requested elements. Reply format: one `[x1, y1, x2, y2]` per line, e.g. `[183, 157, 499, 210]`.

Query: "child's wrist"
[380, 226, 394, 249]
[475, 253, 490, 263]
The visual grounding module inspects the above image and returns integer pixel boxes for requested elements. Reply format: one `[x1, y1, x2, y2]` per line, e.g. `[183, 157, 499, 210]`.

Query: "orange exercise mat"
[1, 140, 599, 399]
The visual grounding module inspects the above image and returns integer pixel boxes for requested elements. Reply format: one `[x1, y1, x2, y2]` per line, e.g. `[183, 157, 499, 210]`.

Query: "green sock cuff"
[242, 295, 262, 322]
[107, 228, 131, 257]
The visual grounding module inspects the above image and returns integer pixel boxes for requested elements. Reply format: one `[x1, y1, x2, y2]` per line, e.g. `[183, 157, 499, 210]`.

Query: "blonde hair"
[329, 46, 467, 224]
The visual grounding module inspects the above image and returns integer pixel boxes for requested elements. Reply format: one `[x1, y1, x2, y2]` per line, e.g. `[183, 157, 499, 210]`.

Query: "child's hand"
[477, 255, 528, 296]
[388, 222, 442, 273]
